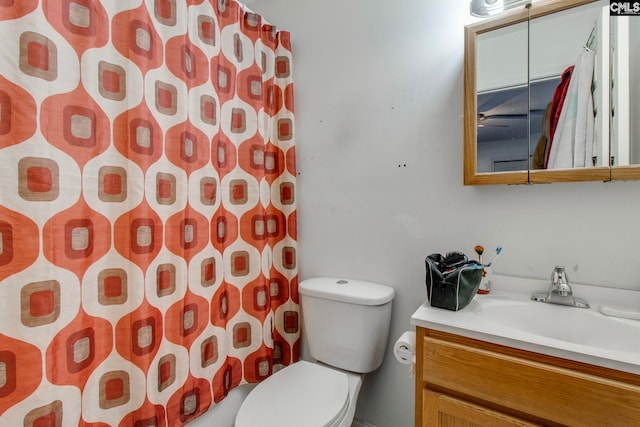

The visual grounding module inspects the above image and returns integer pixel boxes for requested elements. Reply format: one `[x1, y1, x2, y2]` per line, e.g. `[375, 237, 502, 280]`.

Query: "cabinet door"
[423, 390, 539, 427]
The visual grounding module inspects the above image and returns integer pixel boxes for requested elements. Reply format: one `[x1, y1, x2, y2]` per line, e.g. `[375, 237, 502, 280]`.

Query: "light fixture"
[470, 0, 530, 17]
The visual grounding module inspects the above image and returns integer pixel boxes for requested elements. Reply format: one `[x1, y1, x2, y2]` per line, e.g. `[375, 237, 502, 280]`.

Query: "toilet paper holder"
[394, 331, 416, 376]
[396, 346, 416, 364]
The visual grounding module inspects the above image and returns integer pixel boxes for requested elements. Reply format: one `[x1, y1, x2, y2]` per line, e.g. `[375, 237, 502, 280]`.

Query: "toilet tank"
[298, 277, 395, 373]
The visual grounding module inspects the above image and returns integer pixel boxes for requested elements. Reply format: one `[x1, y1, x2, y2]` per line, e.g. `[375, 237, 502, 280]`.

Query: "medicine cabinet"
[464, 0, 640, 185]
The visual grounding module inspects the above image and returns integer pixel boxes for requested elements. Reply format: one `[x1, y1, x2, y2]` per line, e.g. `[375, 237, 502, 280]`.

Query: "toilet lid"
[235, 361, 350, 427]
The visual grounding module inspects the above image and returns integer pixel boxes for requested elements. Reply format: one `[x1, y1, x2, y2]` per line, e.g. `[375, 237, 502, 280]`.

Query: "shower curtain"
[0, 1, 298, 425]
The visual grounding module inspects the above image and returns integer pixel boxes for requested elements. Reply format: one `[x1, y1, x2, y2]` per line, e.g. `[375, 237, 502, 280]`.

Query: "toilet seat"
[234, 361, 350, 427]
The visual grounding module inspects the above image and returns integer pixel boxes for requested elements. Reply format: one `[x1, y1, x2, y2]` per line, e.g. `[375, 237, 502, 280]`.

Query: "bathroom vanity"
[412, 276, 640, 426]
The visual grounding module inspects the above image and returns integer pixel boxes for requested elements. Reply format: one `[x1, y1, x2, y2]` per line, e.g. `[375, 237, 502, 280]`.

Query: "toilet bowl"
[234, 277, 394, 427]
[234, 361, 362, 427]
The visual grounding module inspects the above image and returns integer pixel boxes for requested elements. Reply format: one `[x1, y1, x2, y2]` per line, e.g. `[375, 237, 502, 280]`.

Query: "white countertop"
[411, 274, 640, 375]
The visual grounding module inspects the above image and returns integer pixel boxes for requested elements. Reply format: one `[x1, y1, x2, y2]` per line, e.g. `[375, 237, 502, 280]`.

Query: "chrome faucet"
[531, 266, 590, 308]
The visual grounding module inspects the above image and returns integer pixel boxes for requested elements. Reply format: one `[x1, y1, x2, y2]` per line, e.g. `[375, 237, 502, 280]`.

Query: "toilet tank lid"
[299, 277, 395, 306]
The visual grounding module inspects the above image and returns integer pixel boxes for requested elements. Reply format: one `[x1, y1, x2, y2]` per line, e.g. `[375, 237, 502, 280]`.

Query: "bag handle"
[427, 251, 469, 273]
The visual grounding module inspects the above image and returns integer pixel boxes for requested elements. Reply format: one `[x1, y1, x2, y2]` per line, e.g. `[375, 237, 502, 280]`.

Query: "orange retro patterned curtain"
[0, 0, 298, 425]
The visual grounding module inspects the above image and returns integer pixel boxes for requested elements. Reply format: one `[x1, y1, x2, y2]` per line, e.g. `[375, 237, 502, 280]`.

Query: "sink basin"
[471, 298, 640, 354]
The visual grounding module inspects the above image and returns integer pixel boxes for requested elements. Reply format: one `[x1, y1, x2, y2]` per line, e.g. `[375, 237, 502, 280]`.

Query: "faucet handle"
[551, 265, 568, 284]
[551, 265, 571, 296]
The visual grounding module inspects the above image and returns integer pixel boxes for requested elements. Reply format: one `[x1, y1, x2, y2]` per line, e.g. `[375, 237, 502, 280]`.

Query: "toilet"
[235, 277, 395, 427]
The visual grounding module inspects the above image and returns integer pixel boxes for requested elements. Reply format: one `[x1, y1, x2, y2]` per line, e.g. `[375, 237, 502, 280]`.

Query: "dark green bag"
[425, 252, 483, 311]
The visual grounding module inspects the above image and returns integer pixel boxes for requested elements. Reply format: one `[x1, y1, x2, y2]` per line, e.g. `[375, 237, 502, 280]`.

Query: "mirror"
[465, 0, 611, 185]
[476, 21, 528, 175]
[610, 15, 640, 179]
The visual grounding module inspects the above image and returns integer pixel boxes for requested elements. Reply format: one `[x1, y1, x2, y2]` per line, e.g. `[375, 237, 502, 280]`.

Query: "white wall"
[245, 1, 640, 427]
[631, 20, 640, 164]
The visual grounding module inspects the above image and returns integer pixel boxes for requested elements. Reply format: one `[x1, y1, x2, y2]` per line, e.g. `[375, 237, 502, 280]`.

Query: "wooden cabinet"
[415, 328, 640, 427]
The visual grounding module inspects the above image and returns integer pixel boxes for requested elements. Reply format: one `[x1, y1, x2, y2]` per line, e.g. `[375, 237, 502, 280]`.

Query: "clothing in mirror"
[528, 1, 609, 170]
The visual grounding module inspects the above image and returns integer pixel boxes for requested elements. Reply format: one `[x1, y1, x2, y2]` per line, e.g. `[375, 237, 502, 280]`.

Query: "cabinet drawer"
[423, 389, 540, 427]
[422, 335, 640, 426]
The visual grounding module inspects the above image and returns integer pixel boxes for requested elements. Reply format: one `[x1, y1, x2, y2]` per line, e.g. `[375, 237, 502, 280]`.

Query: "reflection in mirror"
[529, 79, 561, 168]
[477, 80, 559, 172]
[465, 0, 613, 185]
[476, 22, 528, 173]
[474, 1, 608, 174]
[611, 16, 640, 167]
[528, 1, 609, 170]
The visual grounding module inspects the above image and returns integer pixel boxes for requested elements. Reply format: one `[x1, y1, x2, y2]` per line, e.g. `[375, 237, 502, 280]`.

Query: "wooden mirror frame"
[464, 0, 611, 185]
